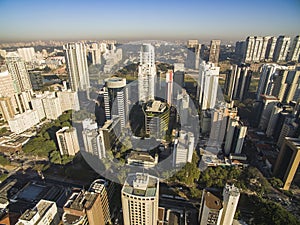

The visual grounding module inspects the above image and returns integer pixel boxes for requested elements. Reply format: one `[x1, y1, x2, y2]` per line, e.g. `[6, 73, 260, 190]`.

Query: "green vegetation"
[269, 177, 284, 189]
[22, 110, 74, 164]
[0, 155, 10, 166]
[246, 195, 299, 225]
[0, 127, 8, 135]
[0, 173, 8, 182]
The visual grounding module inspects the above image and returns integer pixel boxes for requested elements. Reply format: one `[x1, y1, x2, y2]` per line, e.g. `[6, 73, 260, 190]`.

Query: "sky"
[0, 0, 299, 42]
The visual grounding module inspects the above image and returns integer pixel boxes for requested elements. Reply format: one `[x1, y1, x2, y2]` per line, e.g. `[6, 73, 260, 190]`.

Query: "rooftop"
[122, 173, 158, 197]
[18, 200, 55, 222]
[204, 191, 223, 210]
[145, 100, 167, 113]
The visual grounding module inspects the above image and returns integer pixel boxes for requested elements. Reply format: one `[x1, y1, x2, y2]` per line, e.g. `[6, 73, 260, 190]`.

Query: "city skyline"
[0, 0, 300, 42]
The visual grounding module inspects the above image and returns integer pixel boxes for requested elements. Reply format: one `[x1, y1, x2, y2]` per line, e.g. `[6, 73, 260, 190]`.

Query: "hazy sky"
[0, 0, 299, 42]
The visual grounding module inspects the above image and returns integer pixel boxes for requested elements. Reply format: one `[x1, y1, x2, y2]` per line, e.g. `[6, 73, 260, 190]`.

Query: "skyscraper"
[88, 43, 102, 65]
[209, 40, 221, 65]
[63, 42, 90, 91]
[17, 47, 35, 63]
[224, 64, 252, 101]
[273, 36, 291, 62]
[173, 130, 195, 167]
[121, 173, 159, 225]
[243, 36, 256, 62]
[199, 189, 223, 225]
[105, 77, 127, 128]
[224, 118, 247, 155]
[287, 35, 300, 62]
[273, 137, 300, 190]
[265, 36, 277, 61]
[56, 127, 80, 156]
[5, 52, 32, 93]
[138, 44, 156, 102]
[256, 64, 287, 100]
[0, 97, 15, 121]
[166, 70, 173, 105]
[220, 184, 240, 225]
[198, 61, 220, 110]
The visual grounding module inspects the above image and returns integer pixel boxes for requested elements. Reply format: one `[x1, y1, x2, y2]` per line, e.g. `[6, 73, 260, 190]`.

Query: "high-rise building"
[6, 52, 32, 93]
[287, 35, 300, 62]
[121, 173, 159, 225]
[57, 90, 80, 112]
[0, 70, 16, 99]
[31, 95, 46, 121]
[187, 40, 199, 48]
[256, 64, 287, 100]
[235, 41, 246, 62]
[173, 63, 185, 87]
[277, 117, 298, 148]
[173, 130, 194, 167]
[143, 100, 170, 139]
[82, 119, 106, 159]
[209, 40, 221, 65]
[198, 61, 220, 110]
[273, 36, 291, 62]
[252, 36, 264, 62]
[56, 127, 80, 156]
[0, 97, 15, 121]
[243, 36, 256, 62]
[187, 43, 201, 69]
[199, 189, 223, 225]
[273, 137, 300, 190]
[272, 69, 300, 103]
[88, 43, 102, 65]
[105, 77, 127, 128]
[224, 118, 247, 155]
[63, 42, 90, 91]
[258, 95, 279, 131]
[42, 93, 62, 120]
[220, 184, 240, 225]
[266, 103, 283, 137]
[29, 71, 43, 91]
[166, 70, 173, 105]
[100, 116, 121, 152]
[17, 47, 35, 63]
[88, 179, 112, 225]
[260, 36, 272, 61]
[224, 64, 252, 101]
[138, 44, 156, 102]
[265, 36, 277, 61]
[16, 200, 58, 225]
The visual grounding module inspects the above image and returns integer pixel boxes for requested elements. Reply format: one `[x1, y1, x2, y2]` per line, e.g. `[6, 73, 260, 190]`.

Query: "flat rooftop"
[145, 100, 167, 113]
[127, 151, 155, 162]
[18, 200, 54, 222]
[122, 173, 158, 197]
[204, 191, 223, 210]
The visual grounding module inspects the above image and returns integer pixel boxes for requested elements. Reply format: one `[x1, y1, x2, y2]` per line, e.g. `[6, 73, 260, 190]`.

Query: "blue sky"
[0, 0, 299, 42]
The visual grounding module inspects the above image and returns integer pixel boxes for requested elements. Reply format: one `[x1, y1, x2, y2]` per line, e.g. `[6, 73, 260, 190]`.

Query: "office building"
[138, 44, 156, 102]
[256, 64, 287, 100]
[8, 110, 39, 134]
[6, 52, 32, 93]
[143, 100, 170, 139]
[100, 116, 121, 151]
[273, 36, 291, 62]
[220, 184, 240, 225]
[29, 71, 43, 91]
[88, 179, 111, 224]
[272, 69, 300, 103]
[166, 70, 173, 105]
[287, 35, 300, 62]
[17, 47, 35, 63]
[16, 200, 58, 225]
[224, 64, 252, 101]
[121, 173, 159, 225]
[173, 130, 195, 167]
[199, 189, 223, 225]
[198, 61, 220, 110]
[0, 97, 15, 121]
[266, 103, 283, 137]
[105, 77, 127, 128]
[224, 118, 247, 155]
[173, 63, 185, 87]
[63, 188, 108, 225]
[63, 42, 90, 91]
[126, 151, 158, 169]
[273, 137, 300, 190]
[187, 42, 201, 69]
[56, 127, 80, 156]
[176, 89, 190, 125]
[82, 119, 106, 159]
[235, 41, 246, 62]
[258, 95, 279, 131]
[209, 40, 221, 65]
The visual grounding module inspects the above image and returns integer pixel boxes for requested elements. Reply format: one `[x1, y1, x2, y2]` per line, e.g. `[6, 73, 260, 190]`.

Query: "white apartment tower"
[6, 52, 32, 93]
[287, 35, 300, 62]
[138, 44, 156, 102]
[220, 184, 240, 225]
[198, 61, 220, 110]
[273, 36, 291, 62]
[63, 42, 90, 91]
[166, 70, 173, 105]
[17, 47, 35, 63]
[121, 173, 159, 225]
[56, 127, 80, 156]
